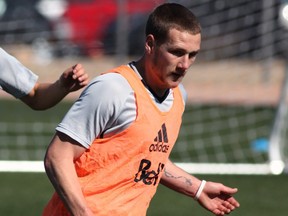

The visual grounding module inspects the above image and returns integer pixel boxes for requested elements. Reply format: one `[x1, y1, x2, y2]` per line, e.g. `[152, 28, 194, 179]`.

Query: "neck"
[133, 59, 168, 98]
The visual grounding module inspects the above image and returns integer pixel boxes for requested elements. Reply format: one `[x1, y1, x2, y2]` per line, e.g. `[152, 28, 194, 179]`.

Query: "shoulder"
[78, 72, 134, 110]
[57, 72, 136, 145]
[88, 72, 133, 94]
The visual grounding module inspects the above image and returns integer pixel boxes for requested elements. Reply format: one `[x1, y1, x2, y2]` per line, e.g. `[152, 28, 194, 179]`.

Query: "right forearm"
[45, 157, 91, 215]
[44, 133, 89, 215]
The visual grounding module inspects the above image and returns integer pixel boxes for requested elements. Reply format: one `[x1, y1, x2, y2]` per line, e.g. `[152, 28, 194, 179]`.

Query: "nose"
[178, 55, 191, 71]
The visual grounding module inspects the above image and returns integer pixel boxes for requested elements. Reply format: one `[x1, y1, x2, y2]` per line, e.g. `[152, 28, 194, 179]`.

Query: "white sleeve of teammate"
[56, 73, 134, 149]
[0, 47, 38, 98]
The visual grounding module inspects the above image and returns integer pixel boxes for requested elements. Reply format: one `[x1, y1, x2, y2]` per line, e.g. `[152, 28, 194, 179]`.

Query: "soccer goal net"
[0, 0, 288, 175]
[170, 0, 288, 175]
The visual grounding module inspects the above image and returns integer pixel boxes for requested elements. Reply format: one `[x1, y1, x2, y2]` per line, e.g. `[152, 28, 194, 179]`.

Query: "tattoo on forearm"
[163, 168, 192, 186]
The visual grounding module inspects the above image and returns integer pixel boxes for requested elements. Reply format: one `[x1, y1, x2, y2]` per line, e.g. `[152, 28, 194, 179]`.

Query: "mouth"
[171, 71, 185, 81]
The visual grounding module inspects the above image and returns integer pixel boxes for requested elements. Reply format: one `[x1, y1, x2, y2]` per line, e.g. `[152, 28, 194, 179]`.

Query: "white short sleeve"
[56, 73, 135, 148]
[0, 48, 38, 98]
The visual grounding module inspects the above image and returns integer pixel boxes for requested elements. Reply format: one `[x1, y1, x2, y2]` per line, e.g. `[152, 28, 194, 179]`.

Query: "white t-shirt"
[56, 62, 187, 148]
[0, 48, 38, 98]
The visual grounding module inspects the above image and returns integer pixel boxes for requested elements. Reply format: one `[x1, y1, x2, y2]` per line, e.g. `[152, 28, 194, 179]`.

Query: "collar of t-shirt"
[128, 62, 170, 103]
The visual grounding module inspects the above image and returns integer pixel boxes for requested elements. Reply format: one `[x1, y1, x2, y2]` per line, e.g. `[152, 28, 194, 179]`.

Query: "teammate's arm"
[160, 159, 240, 216]
[21, 64, 89, 110]
[44, 131, 94, 216]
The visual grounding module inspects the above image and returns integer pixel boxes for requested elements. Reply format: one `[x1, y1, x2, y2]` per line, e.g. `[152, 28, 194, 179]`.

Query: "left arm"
[21, 63, 89, 110]
[161, 159, 240, 215]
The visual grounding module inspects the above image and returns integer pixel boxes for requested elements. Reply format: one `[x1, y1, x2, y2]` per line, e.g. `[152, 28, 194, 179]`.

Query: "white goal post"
[268, 63, 288, 175]
[0, 161, 272, 174]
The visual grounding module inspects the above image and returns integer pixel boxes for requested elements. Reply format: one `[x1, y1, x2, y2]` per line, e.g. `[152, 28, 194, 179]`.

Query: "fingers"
[213, 195, 240, 216]
[221, 185, 238, 195]
[72, 64, 89, 86]
[212, 204, 234, 215]
[226, 196, 240, 209]
[199, 181, 240, 215]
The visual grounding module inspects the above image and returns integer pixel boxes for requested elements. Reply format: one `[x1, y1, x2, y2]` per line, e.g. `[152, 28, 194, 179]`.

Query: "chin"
[169, 82, 180, 89]
[171, 78, 183, 86]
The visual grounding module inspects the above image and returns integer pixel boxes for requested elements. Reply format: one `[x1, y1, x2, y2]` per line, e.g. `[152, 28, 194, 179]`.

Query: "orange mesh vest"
[43, 65, 184, 216]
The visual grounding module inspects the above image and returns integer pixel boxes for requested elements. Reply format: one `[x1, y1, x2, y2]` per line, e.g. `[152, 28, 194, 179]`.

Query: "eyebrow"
[169, 47, 199, 57]
[189, 50, 199, 56]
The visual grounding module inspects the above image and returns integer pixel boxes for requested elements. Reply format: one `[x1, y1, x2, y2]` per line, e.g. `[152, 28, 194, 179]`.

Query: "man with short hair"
[43, 3, 240, 216]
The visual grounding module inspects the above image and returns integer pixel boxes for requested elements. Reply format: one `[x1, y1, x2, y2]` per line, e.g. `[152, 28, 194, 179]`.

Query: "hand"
[59, 63, 89, 92]
[197, 181, 240, 215]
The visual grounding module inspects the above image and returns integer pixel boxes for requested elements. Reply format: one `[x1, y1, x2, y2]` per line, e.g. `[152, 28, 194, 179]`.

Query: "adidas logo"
[149, 123, 170, 153]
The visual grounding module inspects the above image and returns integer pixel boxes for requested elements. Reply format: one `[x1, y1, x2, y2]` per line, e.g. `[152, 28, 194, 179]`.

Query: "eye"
[189, 51, 198, 59]
[170, 49, 185, 57]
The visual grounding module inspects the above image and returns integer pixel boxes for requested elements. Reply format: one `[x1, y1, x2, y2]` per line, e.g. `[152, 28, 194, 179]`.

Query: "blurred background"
[0, 0, 287, 58]
[1, 0, 288, 215]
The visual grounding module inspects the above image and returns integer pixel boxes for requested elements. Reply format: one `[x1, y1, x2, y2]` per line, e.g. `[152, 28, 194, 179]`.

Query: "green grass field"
[0, 173, 287, 215]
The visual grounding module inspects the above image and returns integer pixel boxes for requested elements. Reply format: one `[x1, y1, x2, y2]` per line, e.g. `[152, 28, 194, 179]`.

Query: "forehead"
[165, 28, 201, 51]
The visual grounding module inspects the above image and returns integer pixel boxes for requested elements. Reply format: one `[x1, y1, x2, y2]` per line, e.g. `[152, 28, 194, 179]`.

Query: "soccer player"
[0, 47, 89, 110]
[43, 3, 240, 216]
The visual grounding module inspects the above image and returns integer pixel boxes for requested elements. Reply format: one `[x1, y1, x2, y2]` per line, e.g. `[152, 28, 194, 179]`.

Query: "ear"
[145, 34, 155, 53]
